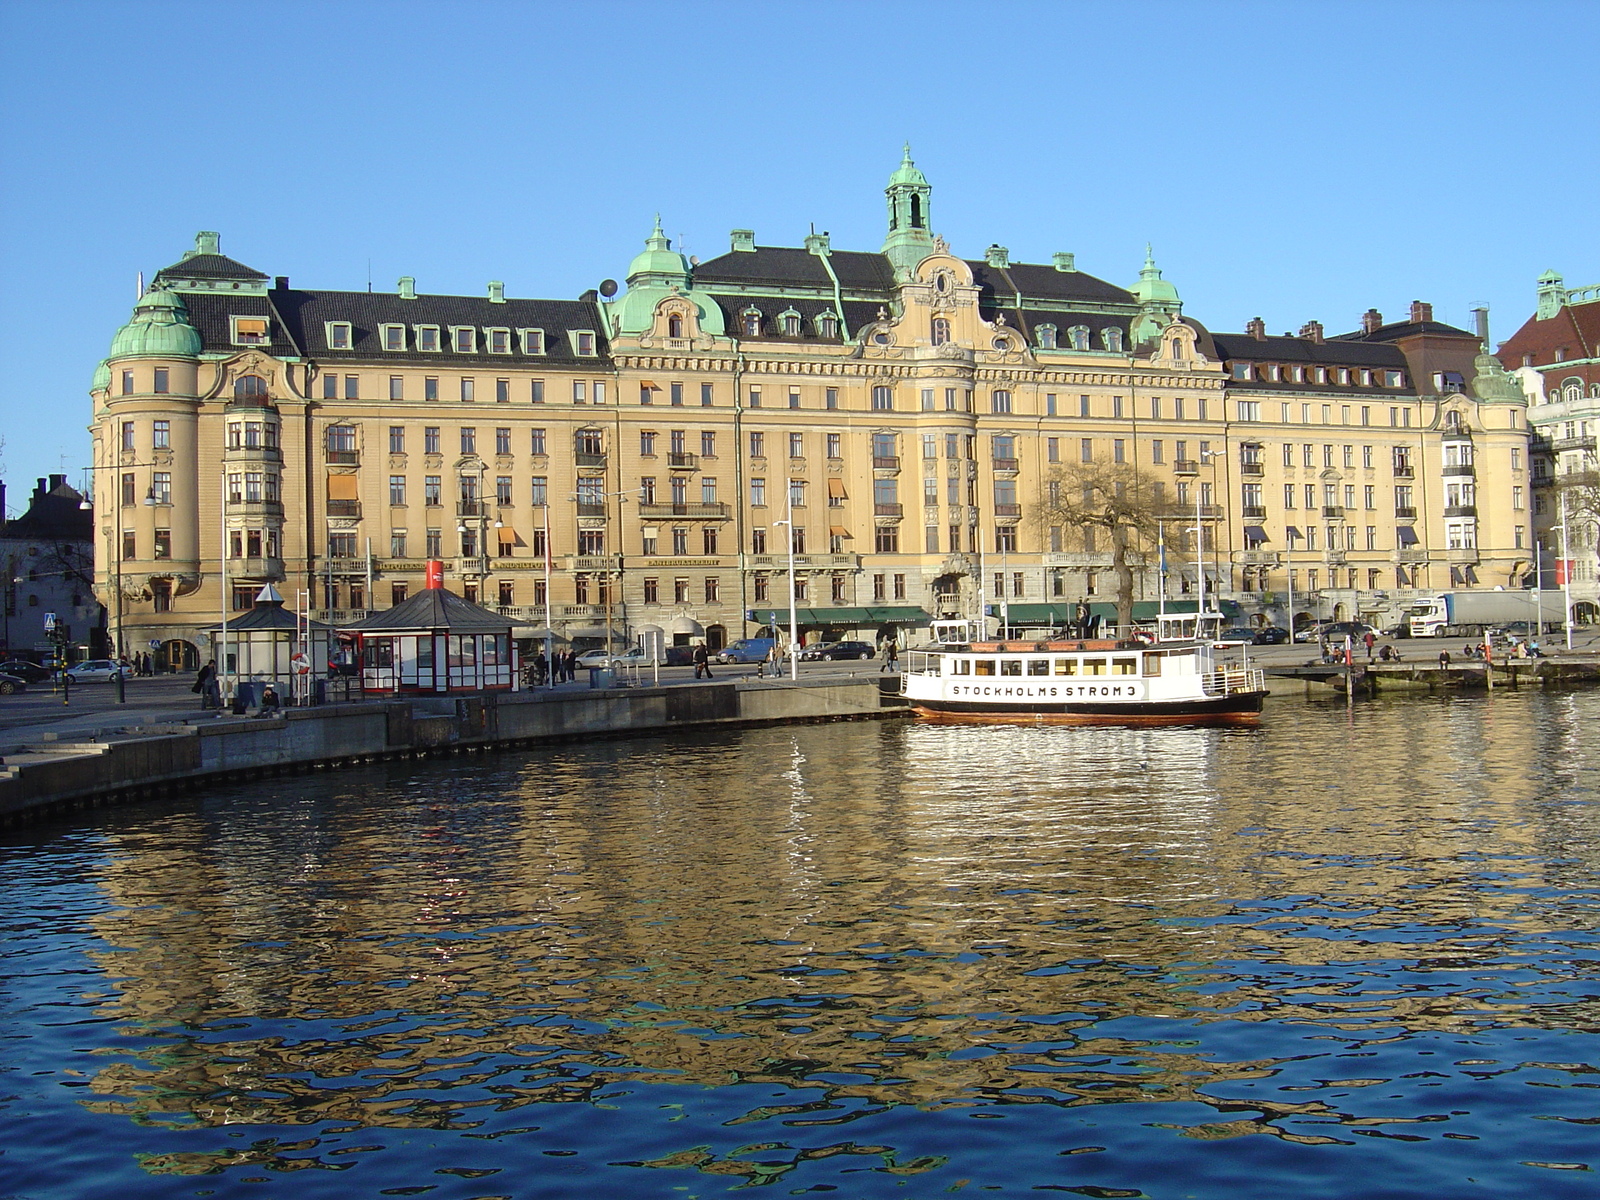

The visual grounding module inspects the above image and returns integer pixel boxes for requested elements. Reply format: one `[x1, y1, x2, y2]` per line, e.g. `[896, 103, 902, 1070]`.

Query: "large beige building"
[88, 156, 1535, 670]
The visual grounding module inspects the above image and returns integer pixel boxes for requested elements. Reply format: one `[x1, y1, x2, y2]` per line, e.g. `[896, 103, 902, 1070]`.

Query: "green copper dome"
[889, 144, 927, 187]
[1132, 245, 1180, 306]
[626, 215, 690, 285]
[90, 358, 111, 392]
[108, 288, 202, 359]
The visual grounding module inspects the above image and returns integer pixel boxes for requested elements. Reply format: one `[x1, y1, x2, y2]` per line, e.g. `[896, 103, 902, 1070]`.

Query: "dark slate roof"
[968, 260, 1133, 306]
[1333, 320, 1477, 343]
[202, 601, 332, 633]
[694, 247, 897, 292]
[1211, 332, 1408, 367]
[710, 295, 854, 343]
[154, 253, 269, 282]
[181, 292, 301, 358]
[347, 587, 511, 633]
[1, 481, 91, 541]
[267, 288, 609, 366]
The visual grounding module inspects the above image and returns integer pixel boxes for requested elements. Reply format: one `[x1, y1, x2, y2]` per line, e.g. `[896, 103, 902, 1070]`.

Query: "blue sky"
[1, 0, 1595, 511]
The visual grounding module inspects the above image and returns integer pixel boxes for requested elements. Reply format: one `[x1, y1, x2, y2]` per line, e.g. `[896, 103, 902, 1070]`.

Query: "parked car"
[0, 659, 52, 683]
[716, 638, 777, 664]
[801, 640, 876, 661]
[1320, 621, 1378, 641]
[1250, 626, 1291, 645]
[1293, 623, 1327, 643]
[1217, 627, 1258, 644]
[575, 646, 651, 669]
[0, 669, 29, 695]
[62, 659, 127, 683]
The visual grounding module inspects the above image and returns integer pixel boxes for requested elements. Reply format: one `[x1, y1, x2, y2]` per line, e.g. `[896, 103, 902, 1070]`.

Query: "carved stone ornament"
[932, 235, 949, 254]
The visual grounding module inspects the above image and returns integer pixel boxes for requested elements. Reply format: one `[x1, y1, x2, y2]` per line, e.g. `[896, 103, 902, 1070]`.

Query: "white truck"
[1406, 590, 1566, 638]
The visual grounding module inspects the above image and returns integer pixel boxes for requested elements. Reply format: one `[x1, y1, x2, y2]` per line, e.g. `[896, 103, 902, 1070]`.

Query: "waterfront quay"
[0, 664, 904, 824]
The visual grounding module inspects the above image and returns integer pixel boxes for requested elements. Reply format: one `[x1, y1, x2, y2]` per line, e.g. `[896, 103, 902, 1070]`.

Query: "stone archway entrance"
[161, 639, 198, 673]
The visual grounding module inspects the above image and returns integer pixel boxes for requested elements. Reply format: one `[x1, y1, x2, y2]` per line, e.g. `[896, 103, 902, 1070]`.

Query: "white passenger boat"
[900, 616, 1267, 726]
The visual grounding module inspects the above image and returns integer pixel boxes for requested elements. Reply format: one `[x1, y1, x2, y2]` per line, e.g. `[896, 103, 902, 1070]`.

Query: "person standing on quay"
[1364, 630, 1377, 660]
[194, 659, 220, 709]
[881, 641, 899, 673]
[693, 643, 713, 680]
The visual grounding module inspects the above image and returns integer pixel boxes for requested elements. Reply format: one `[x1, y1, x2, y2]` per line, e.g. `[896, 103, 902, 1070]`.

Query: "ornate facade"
[88, 154, 1537, 668]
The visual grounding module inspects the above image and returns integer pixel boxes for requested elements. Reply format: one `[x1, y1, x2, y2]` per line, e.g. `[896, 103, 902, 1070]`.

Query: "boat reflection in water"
[2, 689, 1598, 1196]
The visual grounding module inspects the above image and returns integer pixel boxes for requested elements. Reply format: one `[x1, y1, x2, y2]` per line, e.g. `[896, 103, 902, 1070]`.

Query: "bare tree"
[1034, 461, 1166, 631]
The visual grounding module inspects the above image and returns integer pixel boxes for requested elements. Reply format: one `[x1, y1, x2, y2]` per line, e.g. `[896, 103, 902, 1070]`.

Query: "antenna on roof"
[366, 258, 372, 294]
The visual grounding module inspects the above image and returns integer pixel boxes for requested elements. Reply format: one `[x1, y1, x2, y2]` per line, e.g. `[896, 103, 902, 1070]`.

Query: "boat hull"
[910, 691, 1267, 727]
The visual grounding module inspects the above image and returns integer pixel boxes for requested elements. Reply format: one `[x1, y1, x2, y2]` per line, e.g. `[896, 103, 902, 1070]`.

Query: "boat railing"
[1202, 666, 1264, 697]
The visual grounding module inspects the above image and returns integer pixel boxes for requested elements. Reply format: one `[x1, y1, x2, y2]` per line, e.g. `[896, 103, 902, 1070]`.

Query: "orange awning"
[827, 478, 848, 498]
[829, 525, 853, 538]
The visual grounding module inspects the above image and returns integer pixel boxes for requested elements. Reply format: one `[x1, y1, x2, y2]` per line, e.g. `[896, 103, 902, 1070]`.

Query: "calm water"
[3, 692, 1599, 1199]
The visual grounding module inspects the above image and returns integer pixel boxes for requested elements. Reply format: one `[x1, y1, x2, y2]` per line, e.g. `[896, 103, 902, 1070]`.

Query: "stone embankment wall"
[0, 680, 905, 825]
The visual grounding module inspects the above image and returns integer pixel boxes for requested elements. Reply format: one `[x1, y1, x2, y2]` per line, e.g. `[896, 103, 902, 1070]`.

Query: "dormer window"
[232, 316, 269, 346]
[1100, 326, 1124, 352]
[452, 326, 476, 353]
[1036, 324, 1057, 350]
[417, 326, 440, 352]
[520, 329, 545, 354]
[1338, 368, 1351, 385]
[487, 328, 511, 354]
[1314, 367, 1328, 383]
[1068, 325, 1090, 351]
[381, 324, 406, 351]
[573, 331, 597, 356]
[742, 308, 762, 337]
[668, 313, 684, 338]
[816, 312, 838, 338]
[780, 309, 801, 337]
[1231, 362, 1253, 381]
[234, 374, 268, 400]
[327, 322, 352, 350]
[1360, 369, 1373, 386]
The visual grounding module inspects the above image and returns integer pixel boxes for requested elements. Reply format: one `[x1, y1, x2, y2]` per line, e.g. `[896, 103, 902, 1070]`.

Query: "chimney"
[730, 229, 756, 253]
[49, 473, 66, 493]
[1052, 251, 1077, 272]
[488, 280, 505, 303]
[1361, 308, 1383, 334]
[1472, 305, 1490, 348]
[195, 230, 221, 256]
[1409, 300, 1433, 323]
[985, 244, 1009, 268]
[1298, 320, 1325, 343]
[1245, 316, 1267, 340]
[804, 231, 831, 255]
[34, 477, 47, 501]
[398, 276, 417, 300]
[274, 275, 289, 290]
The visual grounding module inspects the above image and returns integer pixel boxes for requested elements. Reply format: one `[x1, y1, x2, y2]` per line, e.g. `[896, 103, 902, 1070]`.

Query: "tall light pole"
[773, 480, 798, 680]
[83, 462, 156, 703]
[1194, 448, 1222, 630]
[1559, 487, 1574, 650]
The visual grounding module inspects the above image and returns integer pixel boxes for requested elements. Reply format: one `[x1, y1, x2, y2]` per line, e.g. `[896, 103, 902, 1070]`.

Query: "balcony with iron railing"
[575, 452, 607, 468]
[1395, 506, 1417, 519]
[1444, 504, 1478, 518]
[873, 455, 902, 470]
[990, 457, 1018, 473]
[325, 449, 359, 465]
[1395, 548, 1428, 563]
[637, 501, 729, 519]
[326, 499, 361, 517]
[456, 500, 484, 516]
[1322, 505, 1345, 518]
[874, 503, 904, 517]
[1442, 463, 1477, 476]
[993, 503, 1022, 517]
[231, 556, 285, 580]
[1392, 464, 1415, 478]
[1241, 505, 1267, 519]
[1173, 459, 1198, 475]
[1239, 461, 1265, 476]
[229, 499, 285, 517]
[575, 502, 608, 517]
[667, 452, 698, 469]
[1547, 435, 1598, 453]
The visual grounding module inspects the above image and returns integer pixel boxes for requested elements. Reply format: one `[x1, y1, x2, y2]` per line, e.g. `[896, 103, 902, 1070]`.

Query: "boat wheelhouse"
[901, 619, 1265, 726]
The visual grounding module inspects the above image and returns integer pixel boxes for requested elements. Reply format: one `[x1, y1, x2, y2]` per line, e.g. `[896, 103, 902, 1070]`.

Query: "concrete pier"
[0, 677, 907, 825]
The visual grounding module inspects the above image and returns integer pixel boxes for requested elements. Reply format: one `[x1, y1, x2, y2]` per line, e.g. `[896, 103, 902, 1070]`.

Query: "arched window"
[234, 374, 268, 399]
[1068, 326, 1090, 351]
[742, 309, 762, 337]
[1036, 324, 1057, 350]
[667, 313, 683, 338]
[931, 317, 950, 346]
[1100, 327, 1124, 352]
[910, 194, 923, 228]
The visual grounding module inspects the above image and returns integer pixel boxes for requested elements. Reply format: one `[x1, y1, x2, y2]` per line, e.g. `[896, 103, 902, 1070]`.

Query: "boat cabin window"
[950, 658, 971, 675]
[1142, 653, 1163, 677]
[1054, 658, 1077, 675]
[1081, 658, 1106, 675]
[974, 659, 995, 676]
[1112, 657, 1137, 676]
[1028, 659, 1049, 676]
[1000, 659, 1022, 676]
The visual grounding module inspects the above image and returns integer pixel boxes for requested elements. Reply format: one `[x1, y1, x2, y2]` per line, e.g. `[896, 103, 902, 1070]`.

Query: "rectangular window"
[750, 477, 766, 506]
[788, 387, 801, 409]
[344, 374, 359, 400]
[874, 526, 899, 553]
[153, 368, 169, 394]
[825, 387, 838, 410]
[328, 323, 351, 349]
[1080, 438, 1093, 463]
[790, 479, 806, 508]
[573, 380, 587, 403]
[1174, 397, 1185, 420]
[921, 387, 935, 411]
[991, 389, 1012, 414]
[389, 375, 405, 400]
[459, 377, 475, 402]
[1112, 395, 1124, 418]
[529, 379, 544, 404]
[497, 476, 513, 505]
[702, 430, 717, 457]
[322, 374, 338, 400]
[749, 431, 764, 458]
[747, 385, 761, 408]
[1284, 483, 1296, 508]
[495, 378, 510, 403]
[1150, 439, 1164, 464]
[152, 472, 171, 504]
[700, 382, 714, 406]
[121, 370, 134, 395]
[1236, 400, 1260, 421]
[789, 432, 804, 459]
[389, 475, 406, 505]
[153, 529, 171, 559]
[391, 531, 408, 558]
[1047, 437, 1059, 462]
[424, 476, 441, 505]
[151, 419, 170, 449]
[872, 385, 893, 411]
[423, 376, 439, 402]
[526, 475, 546, 506]
[1113, 439, 1125, 464]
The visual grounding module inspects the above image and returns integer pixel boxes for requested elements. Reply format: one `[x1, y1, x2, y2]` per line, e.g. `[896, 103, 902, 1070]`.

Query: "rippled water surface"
[4, 691, 1600, 1198]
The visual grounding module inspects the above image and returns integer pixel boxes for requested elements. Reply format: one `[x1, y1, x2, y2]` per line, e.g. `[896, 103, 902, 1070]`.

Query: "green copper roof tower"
[1130, 244, 1183, 347]
[882, 144, 934, 282]
[613, 217, 725, 336]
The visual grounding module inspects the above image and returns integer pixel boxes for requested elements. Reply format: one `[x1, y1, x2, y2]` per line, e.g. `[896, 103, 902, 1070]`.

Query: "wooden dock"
[1265, 656, 1600, 695]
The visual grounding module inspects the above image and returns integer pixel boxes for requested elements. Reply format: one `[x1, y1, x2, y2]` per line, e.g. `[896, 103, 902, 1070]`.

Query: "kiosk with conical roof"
[345, 565, 515, 693]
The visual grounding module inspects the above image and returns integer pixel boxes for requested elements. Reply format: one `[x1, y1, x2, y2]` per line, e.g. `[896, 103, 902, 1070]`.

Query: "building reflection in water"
[27, 690, 1596, 1176]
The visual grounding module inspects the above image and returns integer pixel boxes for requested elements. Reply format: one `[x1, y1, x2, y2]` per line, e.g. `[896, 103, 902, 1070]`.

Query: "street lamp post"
[1194, 448, 1222, 632]
[773, 481, 799, 680]
[83, 462, 158, 703]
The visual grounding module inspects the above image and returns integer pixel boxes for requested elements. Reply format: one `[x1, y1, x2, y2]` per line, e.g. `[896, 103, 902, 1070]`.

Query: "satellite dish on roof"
[599, 279, 618, 298]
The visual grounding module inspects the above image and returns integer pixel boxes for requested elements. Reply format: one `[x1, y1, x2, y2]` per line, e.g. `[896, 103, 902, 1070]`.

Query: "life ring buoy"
[291, 653, 311, 675]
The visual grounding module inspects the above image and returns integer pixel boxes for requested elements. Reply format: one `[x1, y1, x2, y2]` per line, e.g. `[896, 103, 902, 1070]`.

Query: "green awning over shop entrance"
[750, 606, 931, 628]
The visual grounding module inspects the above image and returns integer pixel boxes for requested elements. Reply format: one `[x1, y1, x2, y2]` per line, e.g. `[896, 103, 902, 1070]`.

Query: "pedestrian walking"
[1364, 630, 1376, 660]
[692, 643, 713, 680]
[194, 658, 221, 709]
[881, 641, 899, 673]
